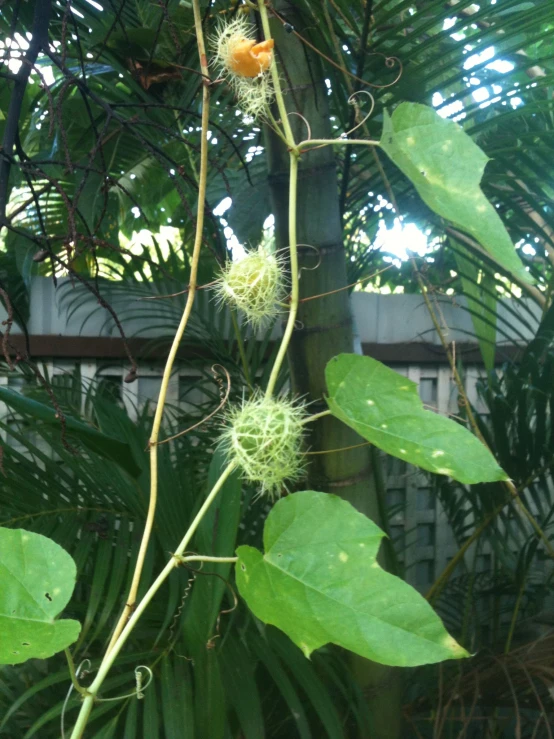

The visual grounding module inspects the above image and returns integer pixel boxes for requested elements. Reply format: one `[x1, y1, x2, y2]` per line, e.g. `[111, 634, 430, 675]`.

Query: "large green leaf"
[325, 354, 507, 484]
[0, 528, 80, 664]
[379, 102, 531, 284]
[236, 492, 468, 667]
[0, 387, 141, 478]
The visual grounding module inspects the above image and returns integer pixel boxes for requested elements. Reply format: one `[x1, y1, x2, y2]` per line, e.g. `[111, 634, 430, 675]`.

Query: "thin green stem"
[69, 462, 236, 739]
[504, 579, 526, 654]
[64, 650, 89, 697]
[230, 308, 254, 393]
[255, 0, 300, 397]
[177, 555, 238, 564]
[68, 2, 218, 734]
[513, 493, 554, 557]
[297, 137, 379, 150]
[257, 0, 295, 147]
[446, 227, 547, 308]
[102, 0, 212, 658]
[94, 666, 153, 703]
[265, 153, 299, 397]
[426, 507, 499, 603]
[266, 109, 289, 146]
[417, 273, 554, 561]
[301, 409, 332, 425]
[420, 270, 554, 601]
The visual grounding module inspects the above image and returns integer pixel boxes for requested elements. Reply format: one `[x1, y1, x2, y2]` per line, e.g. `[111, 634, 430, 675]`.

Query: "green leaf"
[379, 102, 531, 284]
[0, 528, 80, 664]
[325, 354, 507, 484]
[0, 387, 141, 478]
[236, 492, 468, 667]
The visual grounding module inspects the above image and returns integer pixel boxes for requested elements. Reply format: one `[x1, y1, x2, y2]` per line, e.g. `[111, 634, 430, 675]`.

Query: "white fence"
[0, 278, 543, 591]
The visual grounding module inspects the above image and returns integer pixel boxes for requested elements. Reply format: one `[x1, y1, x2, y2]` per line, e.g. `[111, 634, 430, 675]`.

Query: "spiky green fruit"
[215, 247, 285, 327]
[220, 395, 307, 498]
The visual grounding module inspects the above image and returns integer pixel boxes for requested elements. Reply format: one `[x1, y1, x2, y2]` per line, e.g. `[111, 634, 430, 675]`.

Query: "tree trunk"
[263, 4, 403, 737]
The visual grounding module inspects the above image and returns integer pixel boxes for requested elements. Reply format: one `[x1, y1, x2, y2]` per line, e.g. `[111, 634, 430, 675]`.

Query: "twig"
[0, 0, 52, 222]
[157, 365, 231, 445]
[298, 265, 392, 302]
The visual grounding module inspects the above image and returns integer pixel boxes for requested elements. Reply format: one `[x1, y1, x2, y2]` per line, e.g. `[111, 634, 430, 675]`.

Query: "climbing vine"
[1, 2, 538, 738]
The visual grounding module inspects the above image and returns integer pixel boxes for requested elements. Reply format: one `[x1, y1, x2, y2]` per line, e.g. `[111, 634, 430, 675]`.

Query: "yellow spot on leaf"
[442, 634, 469, 658]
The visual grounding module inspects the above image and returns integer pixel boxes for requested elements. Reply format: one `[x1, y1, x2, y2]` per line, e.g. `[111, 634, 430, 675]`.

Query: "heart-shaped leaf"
[236, 492, 468, 667]
[326, 354, 507, 485]
[0, 528, 81, 664]
[379, 102, 531, 284]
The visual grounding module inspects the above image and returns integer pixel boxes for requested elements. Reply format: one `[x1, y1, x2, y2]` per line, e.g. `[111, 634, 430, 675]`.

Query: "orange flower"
[212, 17, 276, 116]
[228, 38, 274, 78]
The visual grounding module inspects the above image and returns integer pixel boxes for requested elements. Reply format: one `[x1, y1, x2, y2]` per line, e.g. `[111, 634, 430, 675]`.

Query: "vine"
[0, 2, 542, 737]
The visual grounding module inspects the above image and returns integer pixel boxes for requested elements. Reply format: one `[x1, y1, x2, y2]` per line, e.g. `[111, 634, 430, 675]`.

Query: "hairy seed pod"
[211, 16, 275, 118]
[215, 247, 285, 327]
[220, 395, 307, 498]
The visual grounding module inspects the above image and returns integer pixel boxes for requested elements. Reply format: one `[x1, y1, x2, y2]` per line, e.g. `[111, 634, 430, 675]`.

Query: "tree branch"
[0, 0, 52, 222]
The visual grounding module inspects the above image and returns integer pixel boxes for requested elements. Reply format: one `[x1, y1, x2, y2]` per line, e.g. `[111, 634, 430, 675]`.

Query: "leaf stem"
[102, 0, 212, 657]
[301, 409, 332, 425]
[69, 462, 236, 739]
[64, 650, 89, 697]
[176, 555, 238, 564]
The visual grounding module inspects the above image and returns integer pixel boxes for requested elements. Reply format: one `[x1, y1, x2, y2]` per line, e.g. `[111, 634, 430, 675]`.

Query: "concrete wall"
[1, 278, 542, 349]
